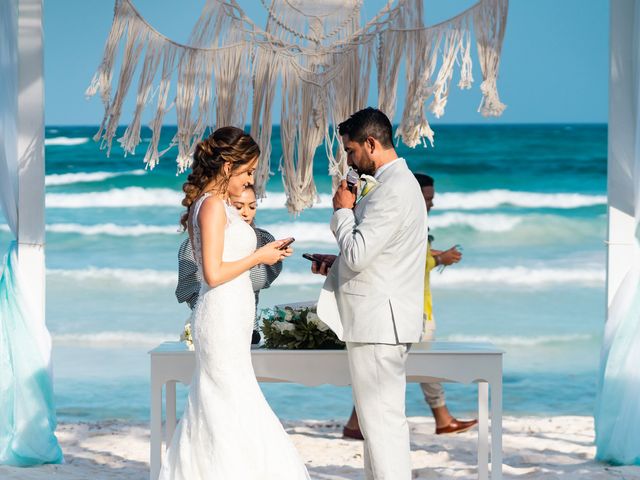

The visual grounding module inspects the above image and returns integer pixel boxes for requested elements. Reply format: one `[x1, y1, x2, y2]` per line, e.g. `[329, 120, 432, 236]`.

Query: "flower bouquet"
[260, 303, 345, 350]
[180, 321, 195, 350]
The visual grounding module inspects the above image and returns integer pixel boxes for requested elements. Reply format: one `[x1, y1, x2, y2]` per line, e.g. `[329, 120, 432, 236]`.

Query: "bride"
[159, 127, 310, 479]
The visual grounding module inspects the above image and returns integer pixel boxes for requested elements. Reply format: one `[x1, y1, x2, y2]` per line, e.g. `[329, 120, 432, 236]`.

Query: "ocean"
[0, 124, 607, 422]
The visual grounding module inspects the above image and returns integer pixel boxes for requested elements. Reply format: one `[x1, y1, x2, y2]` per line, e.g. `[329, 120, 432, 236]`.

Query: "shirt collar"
[374, 157, 403, 180]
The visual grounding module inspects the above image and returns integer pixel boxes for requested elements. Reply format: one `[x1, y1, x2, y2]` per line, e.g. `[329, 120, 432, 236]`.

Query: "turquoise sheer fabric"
[0, 242, 63, 466]
[595, 2, 640, 463]
[595, 240, 640, 466]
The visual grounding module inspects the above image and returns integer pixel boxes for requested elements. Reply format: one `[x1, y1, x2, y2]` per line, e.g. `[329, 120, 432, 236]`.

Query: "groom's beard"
[354, 158, 376, 176]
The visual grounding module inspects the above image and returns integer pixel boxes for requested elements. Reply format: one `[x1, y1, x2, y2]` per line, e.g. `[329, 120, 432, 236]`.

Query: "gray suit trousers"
[347, 342, 412, 480]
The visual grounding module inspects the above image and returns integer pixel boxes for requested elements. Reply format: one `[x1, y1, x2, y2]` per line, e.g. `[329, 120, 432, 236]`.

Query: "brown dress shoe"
[435, 418, 478, 435]
[342, 425, 364, 440]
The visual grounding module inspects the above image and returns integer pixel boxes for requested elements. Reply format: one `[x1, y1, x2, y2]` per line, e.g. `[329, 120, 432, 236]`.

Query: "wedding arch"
[88, 0, 508, 212]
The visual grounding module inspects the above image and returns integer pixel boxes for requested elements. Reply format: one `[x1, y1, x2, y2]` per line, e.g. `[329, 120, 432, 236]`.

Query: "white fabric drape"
[595, 0, 640, 465]
[0, 0, 63, 466]
[0, 0, 19, 234]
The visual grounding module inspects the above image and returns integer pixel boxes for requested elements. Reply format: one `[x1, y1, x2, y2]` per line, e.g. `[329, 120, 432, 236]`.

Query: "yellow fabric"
[424, 241, 436, 321]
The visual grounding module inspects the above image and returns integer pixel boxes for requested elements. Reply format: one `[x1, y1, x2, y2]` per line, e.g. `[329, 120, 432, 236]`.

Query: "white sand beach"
[1, 416, 639, 479]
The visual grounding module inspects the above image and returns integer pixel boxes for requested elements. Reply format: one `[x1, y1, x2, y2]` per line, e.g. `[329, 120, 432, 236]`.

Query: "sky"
[43, 0, 609, 126]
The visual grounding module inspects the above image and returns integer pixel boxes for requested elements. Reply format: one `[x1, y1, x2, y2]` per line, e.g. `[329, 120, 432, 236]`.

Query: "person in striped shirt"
[175, 185, 282, 344]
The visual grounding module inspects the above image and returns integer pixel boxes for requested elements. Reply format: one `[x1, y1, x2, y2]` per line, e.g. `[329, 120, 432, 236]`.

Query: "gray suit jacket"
[317, 158, 427, 344]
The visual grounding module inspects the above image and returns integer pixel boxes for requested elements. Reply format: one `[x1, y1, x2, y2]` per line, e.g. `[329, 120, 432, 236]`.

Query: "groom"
[313, 108, 427, 479]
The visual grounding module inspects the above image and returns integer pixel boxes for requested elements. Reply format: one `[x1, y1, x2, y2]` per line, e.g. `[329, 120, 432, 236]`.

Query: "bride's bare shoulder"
[197, 195, 227, 225]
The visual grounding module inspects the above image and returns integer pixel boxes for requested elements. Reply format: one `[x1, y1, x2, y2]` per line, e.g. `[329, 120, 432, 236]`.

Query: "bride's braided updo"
[180, 126, 260, 230]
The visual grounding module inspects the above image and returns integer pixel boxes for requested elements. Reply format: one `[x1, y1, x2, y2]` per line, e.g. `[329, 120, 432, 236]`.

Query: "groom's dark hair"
[338, 107, 394, 149]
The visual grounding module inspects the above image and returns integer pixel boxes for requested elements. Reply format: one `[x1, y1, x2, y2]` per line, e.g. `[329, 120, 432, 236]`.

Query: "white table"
[149, 341, 503, 480]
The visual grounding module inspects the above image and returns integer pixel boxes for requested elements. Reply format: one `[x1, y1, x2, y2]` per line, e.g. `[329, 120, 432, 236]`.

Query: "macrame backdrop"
[87, 0, 509, 213]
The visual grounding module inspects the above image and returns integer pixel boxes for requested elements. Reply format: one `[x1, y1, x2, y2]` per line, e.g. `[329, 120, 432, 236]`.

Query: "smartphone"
[302, 253, 323, 262]
[278, 237, 295, 250]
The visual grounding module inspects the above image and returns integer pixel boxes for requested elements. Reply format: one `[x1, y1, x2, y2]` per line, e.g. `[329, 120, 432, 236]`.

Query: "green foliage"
[260, 306, 345, 350]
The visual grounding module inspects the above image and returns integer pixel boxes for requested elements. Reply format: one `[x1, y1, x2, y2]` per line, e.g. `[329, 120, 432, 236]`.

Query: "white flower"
[316, 321, 330, 332]
[180, 322, 194, 350]
[358, 174, 380, 198]
[283, 309, 294, 322]
[307, 312, 330, 332]
[273, 321, 295, 333]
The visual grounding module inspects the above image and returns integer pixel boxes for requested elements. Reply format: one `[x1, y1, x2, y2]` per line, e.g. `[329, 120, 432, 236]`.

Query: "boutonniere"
[358, 174, 379, 199]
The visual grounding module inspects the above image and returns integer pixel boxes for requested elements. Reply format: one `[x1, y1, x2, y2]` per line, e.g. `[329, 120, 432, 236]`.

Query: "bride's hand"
[256, 241, 293, 266]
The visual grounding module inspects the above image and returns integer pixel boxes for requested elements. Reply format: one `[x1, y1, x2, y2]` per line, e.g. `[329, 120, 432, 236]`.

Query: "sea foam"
[45, 223, 180, 236]
[276, 266, 605, 288]
[262, 215, 523, 241]
[429, 213, 522, 232]
[445, 333, 596, 346]
[47, 268, 177, 286]
[431, 266, 604, 287]
[49, 331, 596, 349]
[45, 170, 146, 186]
[44, 188, 334, 210]
[44, 187, 606, 210]
[437, 190, 606, 210]
[36, 213, 524, 240]
[255, 192, 334, 209]
[46, 187, 182, 208]
[52, 331, 175, 348]
[46, 266, 604, 289]
[47, 268, 327, 288]
[45, 137, 90, 146]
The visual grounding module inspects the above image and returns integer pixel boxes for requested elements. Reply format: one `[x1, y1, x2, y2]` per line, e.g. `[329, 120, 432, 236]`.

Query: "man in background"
[414, 173, 477, 435]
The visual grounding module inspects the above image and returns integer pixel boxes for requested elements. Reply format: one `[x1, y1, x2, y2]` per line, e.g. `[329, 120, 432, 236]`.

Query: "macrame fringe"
[87, 0, 508, 212]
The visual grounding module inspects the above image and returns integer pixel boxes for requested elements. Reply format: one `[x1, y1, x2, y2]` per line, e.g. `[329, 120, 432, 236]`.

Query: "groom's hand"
[333, 180, 356, 211]
[310, 254, 336, 276]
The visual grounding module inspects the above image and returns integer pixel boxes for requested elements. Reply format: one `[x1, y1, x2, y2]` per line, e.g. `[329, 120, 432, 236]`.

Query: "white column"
[17, 0, 49, 365]
[607, 0, 637, 309]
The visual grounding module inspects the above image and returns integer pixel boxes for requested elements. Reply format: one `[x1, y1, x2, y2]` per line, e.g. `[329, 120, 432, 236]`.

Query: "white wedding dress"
[159, 194, 310, 480]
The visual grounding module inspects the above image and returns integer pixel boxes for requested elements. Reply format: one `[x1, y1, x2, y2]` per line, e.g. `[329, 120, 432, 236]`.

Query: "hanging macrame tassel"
[474, 0, 508, 116]
[377, 0, 423, 121]
[85, 0, 509, 210]
[326, 39, 375, 193]
[376, 29, 404, 120]
[175, 48, 209, 172]
[251, 47, 280, 199]
[144, 43, 178, 170]
[396, 27, 440, 148]
[101, 15, 149, 157]
[214, 44, 251, 129]
[85, 0, 130, 145]
[429, 21, 466, 119]
[279, 60, 325, 213]
[118, 35, 163, 156]
[458, 29, 474, 89]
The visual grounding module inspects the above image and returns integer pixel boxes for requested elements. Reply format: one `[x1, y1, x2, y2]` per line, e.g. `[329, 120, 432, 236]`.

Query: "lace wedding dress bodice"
[159, 194, 309, 480]
[191, 193, 256, 291]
